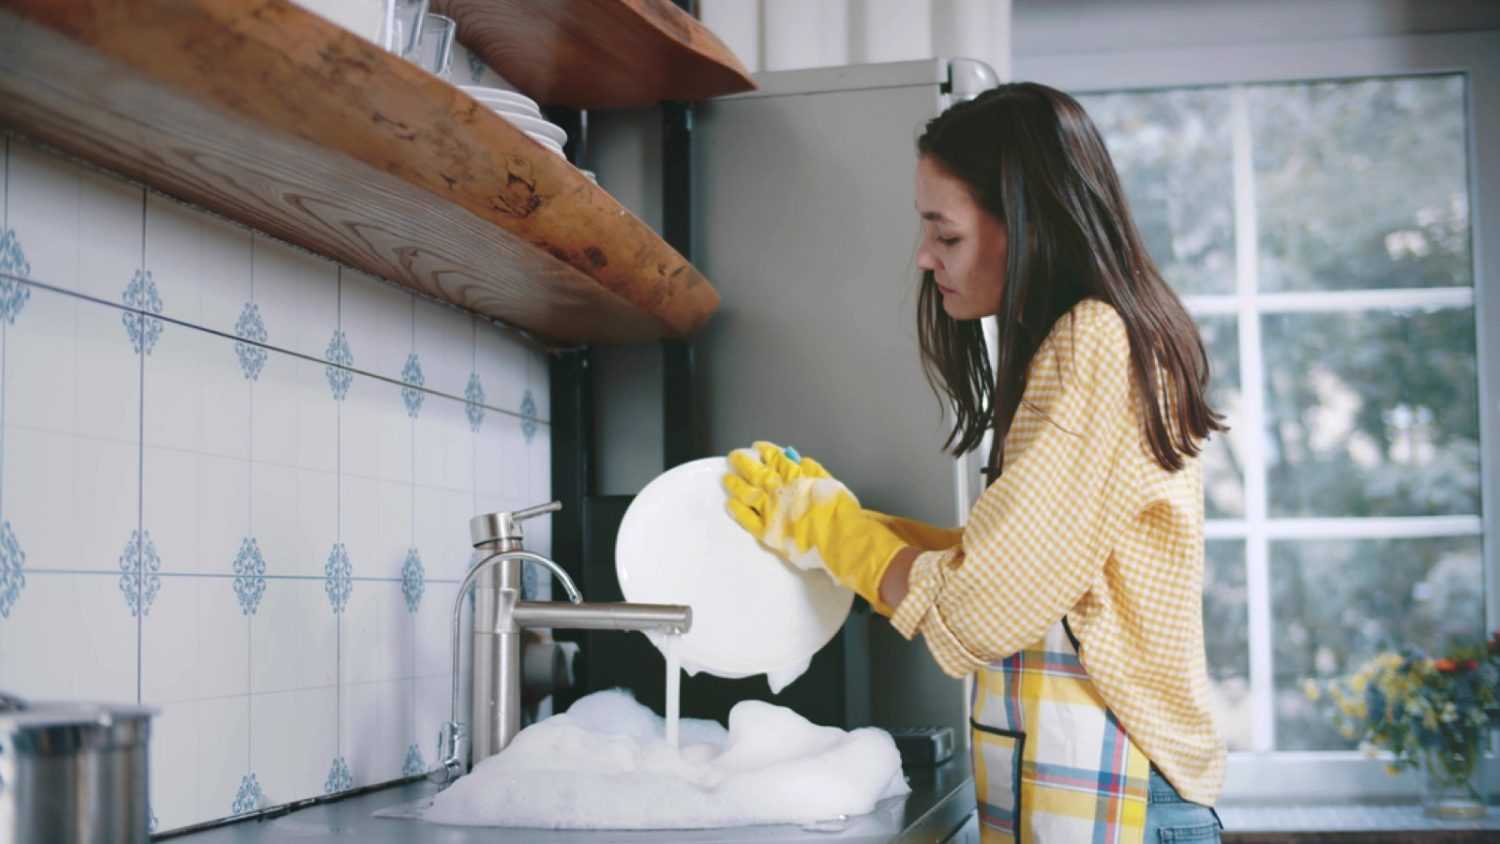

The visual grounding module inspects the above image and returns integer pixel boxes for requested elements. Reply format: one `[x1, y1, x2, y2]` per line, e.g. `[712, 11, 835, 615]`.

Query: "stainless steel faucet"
[430, 501, 692, 784]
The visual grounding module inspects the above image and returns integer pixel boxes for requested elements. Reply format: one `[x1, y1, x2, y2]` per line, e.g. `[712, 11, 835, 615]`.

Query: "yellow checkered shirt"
[891, 298, 1227, 807]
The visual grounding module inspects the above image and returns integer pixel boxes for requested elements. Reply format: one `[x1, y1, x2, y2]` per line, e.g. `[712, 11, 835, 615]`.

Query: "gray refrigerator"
[692, 58, 1000, 742]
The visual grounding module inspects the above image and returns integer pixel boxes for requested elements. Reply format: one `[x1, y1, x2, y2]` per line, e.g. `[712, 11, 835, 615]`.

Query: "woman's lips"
[937, 283, 958, 296]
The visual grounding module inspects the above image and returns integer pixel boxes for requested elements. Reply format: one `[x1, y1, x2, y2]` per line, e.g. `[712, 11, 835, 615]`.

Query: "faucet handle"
[514, 501, 562, 522]
[470, 501, 561, 548]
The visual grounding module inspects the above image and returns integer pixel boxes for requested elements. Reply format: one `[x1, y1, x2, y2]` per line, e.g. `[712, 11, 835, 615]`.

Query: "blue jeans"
[1142, 767, 1223, 842]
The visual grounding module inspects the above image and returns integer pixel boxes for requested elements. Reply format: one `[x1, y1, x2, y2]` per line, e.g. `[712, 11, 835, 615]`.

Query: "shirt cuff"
[890, 548, 988, 678]
[890, 548, 953, 638]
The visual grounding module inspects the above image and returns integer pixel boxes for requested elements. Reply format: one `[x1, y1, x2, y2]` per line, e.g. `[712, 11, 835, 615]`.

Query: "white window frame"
[1020, 31, 1499, 803]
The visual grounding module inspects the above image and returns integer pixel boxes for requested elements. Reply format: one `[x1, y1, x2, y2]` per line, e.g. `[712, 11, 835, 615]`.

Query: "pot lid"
[0, 692, 155, 752]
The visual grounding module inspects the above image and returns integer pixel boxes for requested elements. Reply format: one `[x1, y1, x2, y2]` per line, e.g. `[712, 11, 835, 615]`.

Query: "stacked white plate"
[460, 85, 567, 158]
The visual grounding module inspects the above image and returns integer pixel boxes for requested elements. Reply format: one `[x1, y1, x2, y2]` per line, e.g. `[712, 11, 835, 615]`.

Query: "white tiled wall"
[0, 134, 554, 834]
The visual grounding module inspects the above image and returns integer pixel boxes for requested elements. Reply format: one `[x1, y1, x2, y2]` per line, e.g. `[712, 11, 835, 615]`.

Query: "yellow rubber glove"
[718, 444, 961, 550]
[722, 441, 907, 615]
[865, 510, 963, 552]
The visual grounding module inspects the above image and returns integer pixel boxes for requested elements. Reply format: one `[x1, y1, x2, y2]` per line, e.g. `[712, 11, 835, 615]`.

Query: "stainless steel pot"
[0, 692, 155, 844]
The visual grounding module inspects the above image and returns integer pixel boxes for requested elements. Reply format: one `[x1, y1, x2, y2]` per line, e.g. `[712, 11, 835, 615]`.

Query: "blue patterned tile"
[232, 537, 266, 615]
[0, 227, 32, 324]
[401, 547, 423, 613]
[231, 772, 263, 816]
[118, 529, 161, 617]
[520, 389, 537, 443]
[324, 756, 352, 794]
[0, 521, 26, 619]
[464, 372, 485, 431]
[465, 49, 485, 84]
[400, 353, 424, 418]
[121, 268, 164, 355]
[233, 302, 268, 381]
[324, 542, 352, 614]
[324, 329, 353, 401]
[402, 744, 426, 777]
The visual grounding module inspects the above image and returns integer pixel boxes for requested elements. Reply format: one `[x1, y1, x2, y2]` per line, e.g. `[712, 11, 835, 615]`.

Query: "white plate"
[460, 85, 540, 112]
[477, 98, 543, 114]
[526, 132, 565, 156]
[471, 96, 541, 119]
[489, 109, 567, 145]
[615, 457, 854, 679]
[448, 44, 522, 91]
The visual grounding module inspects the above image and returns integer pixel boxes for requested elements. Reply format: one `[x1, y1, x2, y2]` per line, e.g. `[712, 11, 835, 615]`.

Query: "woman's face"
[915, 155, 1008, 321]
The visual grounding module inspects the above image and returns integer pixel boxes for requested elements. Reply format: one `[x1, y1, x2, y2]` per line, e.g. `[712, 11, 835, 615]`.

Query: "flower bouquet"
[1304, 631, 1500, 818]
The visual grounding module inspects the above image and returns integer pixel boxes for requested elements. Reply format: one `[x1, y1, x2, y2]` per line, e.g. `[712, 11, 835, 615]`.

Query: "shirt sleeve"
[890, 305, 1147, 677]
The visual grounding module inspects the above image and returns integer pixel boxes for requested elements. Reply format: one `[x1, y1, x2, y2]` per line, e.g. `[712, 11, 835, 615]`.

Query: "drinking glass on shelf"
[383, 0, 429, 55]
[406, 13, 456, 76]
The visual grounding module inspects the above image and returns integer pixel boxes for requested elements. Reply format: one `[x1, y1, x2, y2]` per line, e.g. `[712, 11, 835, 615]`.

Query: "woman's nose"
[916, 247, 939, 272]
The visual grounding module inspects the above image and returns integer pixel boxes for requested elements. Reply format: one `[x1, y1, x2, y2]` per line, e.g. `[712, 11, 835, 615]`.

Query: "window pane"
[1271, 537, 1484, 751]
[1250, 75, 1471, 292]
[1204, 539, 1250, 751]
[1080, 89, 1235, 295]
[1198, 315, 1244, 518]
[1263, 308, 1480, 518]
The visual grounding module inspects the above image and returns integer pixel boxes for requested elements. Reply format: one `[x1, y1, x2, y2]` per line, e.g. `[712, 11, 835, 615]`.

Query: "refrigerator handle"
[945, 58, 1001, 108]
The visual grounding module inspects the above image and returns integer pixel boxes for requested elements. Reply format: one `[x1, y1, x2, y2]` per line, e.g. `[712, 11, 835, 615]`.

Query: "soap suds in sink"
[421, 689, 909, 830]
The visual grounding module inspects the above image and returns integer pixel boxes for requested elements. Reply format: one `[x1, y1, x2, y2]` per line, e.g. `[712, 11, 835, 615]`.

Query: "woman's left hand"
[722, 441, 908, 614]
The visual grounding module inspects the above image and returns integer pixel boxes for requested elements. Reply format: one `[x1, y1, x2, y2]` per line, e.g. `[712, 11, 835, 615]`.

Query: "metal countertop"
[163, 757, 974, 844]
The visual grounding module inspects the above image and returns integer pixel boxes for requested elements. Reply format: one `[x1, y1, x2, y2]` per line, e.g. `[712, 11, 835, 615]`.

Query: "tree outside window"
[1080, 74, 1482, 753]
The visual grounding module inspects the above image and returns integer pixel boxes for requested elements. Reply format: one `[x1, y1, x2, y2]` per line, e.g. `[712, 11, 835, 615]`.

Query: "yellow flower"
[1350, 672, 1370, 693]
[1303, 679, 1322, 701]
[1386, 764, 1402, 776]
[1374, 677, 1398, 704]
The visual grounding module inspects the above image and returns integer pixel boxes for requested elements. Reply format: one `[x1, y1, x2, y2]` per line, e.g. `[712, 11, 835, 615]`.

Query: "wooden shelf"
[433, 0, 756, 109]
[0, 0, 721, 343]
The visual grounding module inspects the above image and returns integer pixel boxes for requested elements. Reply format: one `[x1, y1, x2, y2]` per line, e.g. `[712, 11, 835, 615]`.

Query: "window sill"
[1221, 803, 1499, 842]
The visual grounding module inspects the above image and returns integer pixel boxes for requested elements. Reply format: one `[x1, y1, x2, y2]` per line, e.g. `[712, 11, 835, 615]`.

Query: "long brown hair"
[916, 82, 1226, 477]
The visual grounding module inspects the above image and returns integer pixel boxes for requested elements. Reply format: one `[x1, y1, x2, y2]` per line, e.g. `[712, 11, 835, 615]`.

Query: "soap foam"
[421, 689, 909, 830]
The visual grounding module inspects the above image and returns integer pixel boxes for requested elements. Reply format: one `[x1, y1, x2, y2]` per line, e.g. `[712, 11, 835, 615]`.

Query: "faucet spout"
[431, 542, 692, 787]
[511, 601, 691, 635]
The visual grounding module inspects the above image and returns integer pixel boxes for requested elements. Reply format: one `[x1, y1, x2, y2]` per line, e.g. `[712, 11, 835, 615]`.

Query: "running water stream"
[664, 633, 681, 749]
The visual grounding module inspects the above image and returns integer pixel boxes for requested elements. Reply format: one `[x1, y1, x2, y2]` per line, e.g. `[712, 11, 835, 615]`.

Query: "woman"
[723, 82, 1228, 843]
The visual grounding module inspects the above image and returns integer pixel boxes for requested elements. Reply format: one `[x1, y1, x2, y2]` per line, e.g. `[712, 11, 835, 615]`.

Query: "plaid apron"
[970, 619, 1151, 843]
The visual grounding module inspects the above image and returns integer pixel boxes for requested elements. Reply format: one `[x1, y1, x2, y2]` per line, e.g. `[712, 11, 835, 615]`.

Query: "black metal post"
[548, 347, 592, 713]
[661, 0, 701, 470]
[661, 98, 698, 469]
[548, 348, 592, 584]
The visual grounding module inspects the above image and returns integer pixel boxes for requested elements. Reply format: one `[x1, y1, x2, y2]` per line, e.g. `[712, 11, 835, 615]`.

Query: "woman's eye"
[937, 236, 960, 246]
